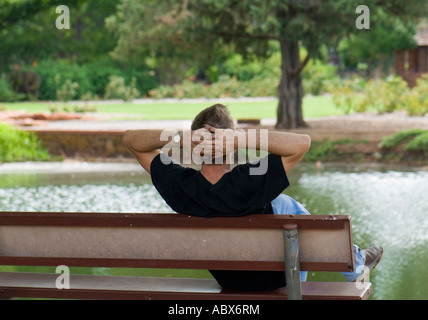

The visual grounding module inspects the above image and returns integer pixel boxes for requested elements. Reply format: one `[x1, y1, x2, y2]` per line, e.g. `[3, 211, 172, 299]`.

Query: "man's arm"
[203, 125, 311, 173]
[237, 130, 311, 173]
[260, 131, 311, 173]
[123, 128, 206, 173]
[123, 129, 177, 174]
[124, 127, 311, 174]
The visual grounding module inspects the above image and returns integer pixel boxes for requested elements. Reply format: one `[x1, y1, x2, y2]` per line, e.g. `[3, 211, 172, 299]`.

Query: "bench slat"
[0, 214, 355, 272]
[0, 212, 349, 229]
[0, 272, 372, 300]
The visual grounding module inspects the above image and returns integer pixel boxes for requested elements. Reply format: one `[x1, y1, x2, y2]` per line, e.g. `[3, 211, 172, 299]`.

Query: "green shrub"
[405, 131, 428, 154]
[365, 76, 409, 114]
[28, 58, 157, 100]
[380, 129, 428, 158]
[34, 60, 93, 100]
[206, 75, 245, 98]
[302, 60, 340, 96]
[148, 74, 278, 99]
[72, 104, 97, 113]
[379, 128, 425, 148]
[406, 75, 428, 116]
[148, 85, 176, 99]
[246, 76, 278, 97]
[47, 103, 97, 113]
[0, 123, 50, 162]
[217, 51, 281, 82]
[0, 75, 25, 102]
[81, 59, 123, 98]
[332, 75, 428, 116]
[55, 75, 80, 102]
[218, 54, 260, 81]
[104, 75, 140, 101]
[174, 80, 207, 99]
[332, 76, 410, 115]
[115, 67, 157, 97]
[303, 139, 358, 161]
[331, 79, 367, 114]
[149, 58, 337, 99]
[8, 69, 42, 100]
[82, 57, 158, 97]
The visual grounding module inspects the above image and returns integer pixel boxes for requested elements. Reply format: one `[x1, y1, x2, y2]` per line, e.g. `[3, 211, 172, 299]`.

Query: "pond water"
[0, 161, 427, 300]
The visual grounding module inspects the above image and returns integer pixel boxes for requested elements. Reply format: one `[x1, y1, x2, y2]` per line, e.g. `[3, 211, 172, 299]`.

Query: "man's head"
[191, 104, 235, 131]
[191, 104, 236, 167]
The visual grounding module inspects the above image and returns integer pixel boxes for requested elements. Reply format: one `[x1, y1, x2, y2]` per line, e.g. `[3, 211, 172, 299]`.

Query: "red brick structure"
[396, 29, 428, 87]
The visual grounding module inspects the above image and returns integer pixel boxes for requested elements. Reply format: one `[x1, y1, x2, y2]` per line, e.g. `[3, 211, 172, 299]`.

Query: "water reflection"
[0, 162, 427, 300]
[0, 167, 173, 213]
[286, 163, 428, 300]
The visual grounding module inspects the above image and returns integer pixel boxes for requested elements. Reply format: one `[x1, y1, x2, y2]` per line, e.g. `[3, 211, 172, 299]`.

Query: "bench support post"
[283, 224, 302, 300]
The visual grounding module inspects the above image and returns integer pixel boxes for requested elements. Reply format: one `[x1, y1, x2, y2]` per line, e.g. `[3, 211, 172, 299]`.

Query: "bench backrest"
[0, 212, 354, 272]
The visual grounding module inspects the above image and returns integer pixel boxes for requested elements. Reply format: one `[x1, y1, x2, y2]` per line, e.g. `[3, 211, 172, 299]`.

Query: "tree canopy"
[2, 0, 428, 127]
[108, 0, 428, 128]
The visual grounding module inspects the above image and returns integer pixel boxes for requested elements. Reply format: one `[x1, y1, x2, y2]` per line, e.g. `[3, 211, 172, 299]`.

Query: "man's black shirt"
[150, 153, 290, 291]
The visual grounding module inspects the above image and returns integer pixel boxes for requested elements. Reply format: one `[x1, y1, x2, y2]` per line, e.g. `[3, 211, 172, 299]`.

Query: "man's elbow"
[304, 134, 311, 151]
[123, 130, 134, 149]
[299, 134, 311, 155]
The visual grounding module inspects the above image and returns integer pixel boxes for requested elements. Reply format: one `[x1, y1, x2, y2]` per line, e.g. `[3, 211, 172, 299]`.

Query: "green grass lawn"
[3, 95, 342, 120]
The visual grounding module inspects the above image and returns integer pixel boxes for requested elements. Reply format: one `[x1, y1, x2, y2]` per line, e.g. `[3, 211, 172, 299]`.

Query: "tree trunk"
[276, 40, 307, 129]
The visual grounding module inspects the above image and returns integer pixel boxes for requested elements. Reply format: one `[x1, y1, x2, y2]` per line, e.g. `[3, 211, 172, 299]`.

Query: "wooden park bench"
[0, 212, 372, 300]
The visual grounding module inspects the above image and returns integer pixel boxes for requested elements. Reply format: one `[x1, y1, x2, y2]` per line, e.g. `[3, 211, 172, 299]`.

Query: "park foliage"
[380, 128, 428, 155]
[332, 75, 428, 116]
[1, 0, 427, 117]
[0, 123, 50, 162]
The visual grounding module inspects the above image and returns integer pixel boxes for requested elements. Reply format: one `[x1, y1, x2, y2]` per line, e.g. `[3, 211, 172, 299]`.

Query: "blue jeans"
[271, 194, 365, 282]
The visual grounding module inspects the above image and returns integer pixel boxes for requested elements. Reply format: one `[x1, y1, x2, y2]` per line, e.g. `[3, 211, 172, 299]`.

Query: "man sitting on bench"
[123, 103, 383, 292]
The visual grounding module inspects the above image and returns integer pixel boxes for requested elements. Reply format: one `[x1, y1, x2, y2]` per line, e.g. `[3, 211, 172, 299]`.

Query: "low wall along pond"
[32, 130, 132, 160]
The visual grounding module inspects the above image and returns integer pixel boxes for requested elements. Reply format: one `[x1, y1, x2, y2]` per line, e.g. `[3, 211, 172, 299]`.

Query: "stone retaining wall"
[32, 130, 133, 160]
[29, 129, 427, 166]
[31, 129, 382, 161]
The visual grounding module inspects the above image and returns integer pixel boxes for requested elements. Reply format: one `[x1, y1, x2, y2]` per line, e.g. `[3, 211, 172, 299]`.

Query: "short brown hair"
[191, 104, 235, 130]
